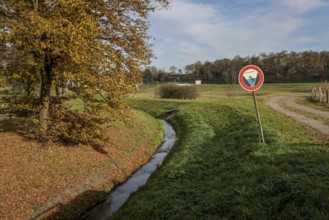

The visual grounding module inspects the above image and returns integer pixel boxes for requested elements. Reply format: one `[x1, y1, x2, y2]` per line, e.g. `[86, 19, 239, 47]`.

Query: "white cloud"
[295, 34, 329, 44]
[155, 1, 220, 23]
[279, 0, 326, 13]
[149, 0, 329, 70]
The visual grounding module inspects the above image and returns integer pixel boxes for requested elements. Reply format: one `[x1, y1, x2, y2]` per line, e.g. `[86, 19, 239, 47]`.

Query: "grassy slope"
[112, 84, 329, 219]
[0, 110, 163, 220]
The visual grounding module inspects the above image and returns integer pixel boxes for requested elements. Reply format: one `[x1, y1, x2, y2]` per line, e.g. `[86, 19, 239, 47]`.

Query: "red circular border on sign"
[238, 65, 264, 91]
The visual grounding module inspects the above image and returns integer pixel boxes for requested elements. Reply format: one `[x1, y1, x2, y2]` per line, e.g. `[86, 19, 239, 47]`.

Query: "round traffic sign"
[238, 65, 264, 91]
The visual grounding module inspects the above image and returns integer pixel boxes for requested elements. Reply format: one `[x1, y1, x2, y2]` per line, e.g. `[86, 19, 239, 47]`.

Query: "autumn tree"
[181, 50, 329, 84]
[0, 46, 40, 95]
[0, 0, 169, 137]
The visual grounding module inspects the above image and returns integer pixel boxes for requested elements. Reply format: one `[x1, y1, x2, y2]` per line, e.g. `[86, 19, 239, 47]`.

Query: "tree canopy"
[143, 51, 329, 84]
[186, 51, 329, 83]
[0, 0, 169, 137]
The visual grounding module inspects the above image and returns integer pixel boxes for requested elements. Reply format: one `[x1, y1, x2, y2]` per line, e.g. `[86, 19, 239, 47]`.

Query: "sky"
[148, 0, 329, 71]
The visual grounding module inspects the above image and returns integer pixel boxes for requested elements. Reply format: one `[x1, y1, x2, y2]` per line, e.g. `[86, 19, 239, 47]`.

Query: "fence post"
[326, 89, 329, 104]
[323, 88, 326, 103]
[312, 88, 317, 101]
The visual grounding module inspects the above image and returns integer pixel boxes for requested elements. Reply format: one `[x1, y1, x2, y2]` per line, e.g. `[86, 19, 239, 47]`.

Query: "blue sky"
[148, 0, 329, 70]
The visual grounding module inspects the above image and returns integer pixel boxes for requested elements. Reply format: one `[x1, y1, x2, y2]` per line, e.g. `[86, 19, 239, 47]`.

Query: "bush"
[155, 83, 199, 100]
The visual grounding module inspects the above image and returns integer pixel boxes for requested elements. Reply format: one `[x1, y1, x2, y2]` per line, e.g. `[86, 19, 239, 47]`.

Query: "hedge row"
[155, 83, 199, 100]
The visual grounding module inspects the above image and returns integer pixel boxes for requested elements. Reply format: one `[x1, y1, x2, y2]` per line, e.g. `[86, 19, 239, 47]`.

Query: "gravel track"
[266, 96, 329, 135]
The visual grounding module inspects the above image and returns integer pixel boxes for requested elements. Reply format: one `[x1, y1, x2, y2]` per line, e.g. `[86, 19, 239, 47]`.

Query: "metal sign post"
[238, 65, 265, 144]
[252, 91, 265, 144]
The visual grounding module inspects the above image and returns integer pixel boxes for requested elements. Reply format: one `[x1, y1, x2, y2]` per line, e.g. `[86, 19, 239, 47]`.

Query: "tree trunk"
[55, 84, 60, 97]
[39, 55, 53, 136]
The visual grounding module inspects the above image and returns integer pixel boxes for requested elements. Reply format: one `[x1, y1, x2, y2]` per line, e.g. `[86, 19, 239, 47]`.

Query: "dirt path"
[266, 96, 329, 135]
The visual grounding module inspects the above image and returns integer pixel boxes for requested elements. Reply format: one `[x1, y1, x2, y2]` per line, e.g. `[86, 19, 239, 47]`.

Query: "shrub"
[155, 83, 199, 100]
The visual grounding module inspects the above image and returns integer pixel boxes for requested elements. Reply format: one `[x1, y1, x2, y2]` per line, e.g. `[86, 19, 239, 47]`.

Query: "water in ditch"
[82, 120, 176, 220]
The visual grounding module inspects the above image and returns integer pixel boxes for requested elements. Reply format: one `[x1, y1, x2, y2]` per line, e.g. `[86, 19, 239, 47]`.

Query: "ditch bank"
[15, 111, 164, 220]
[81, 120, 176, 220]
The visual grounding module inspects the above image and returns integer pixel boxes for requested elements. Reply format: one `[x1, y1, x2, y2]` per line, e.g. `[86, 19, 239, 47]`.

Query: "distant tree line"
[143, 50, 329, 84]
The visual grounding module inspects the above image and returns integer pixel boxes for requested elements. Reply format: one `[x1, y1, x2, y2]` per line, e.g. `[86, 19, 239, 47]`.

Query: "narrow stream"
[82, 120, 176, 220]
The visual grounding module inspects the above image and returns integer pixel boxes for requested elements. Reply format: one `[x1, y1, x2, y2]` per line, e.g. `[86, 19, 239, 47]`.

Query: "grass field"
[111, 83, 329, 219]
[137, 83, 321, 100]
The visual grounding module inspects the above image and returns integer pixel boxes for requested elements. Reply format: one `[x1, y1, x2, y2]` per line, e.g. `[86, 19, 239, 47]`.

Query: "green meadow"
[111, 83, 329, 219]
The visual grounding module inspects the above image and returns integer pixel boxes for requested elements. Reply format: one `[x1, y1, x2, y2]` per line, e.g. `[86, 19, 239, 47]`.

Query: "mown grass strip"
[111, 99, 329, 220]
